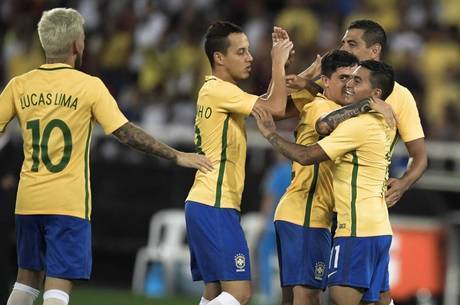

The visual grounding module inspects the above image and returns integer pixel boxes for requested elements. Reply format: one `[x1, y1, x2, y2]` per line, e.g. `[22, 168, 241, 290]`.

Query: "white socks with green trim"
[7, 282, 40, 305]
[207, 292, 241, 305]
[43, 289, 70, 305]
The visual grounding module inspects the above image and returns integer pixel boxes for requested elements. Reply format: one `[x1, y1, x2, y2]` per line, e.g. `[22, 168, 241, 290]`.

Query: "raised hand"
[272, 39, 294, 66]
[286, 74, 308, 90]
[272, 26, 295, 67]
[298, 54, 322, 79]
[175, 152, 214, 173]
[252, 106, 277, 138]
[369, 97, 396, 129]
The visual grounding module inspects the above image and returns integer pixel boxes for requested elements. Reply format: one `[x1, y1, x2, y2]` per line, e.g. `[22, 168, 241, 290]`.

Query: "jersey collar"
[38, 63, 74, 71]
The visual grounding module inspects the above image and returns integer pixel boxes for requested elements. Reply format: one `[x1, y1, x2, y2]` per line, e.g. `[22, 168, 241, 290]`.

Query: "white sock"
[7, 282, 40, 305]
[199, 296, 210, 305]
[43, 289, 70, 305]
[389, 299, 395, 305]
[207, 292, 241, 305]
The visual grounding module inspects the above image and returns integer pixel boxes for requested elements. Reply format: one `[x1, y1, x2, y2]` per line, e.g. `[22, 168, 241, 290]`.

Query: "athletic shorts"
[16, 214, 92, 280]
[327, 235, 392, 302]
[275, 220, 331, 289]
[185, 201, 250, 283]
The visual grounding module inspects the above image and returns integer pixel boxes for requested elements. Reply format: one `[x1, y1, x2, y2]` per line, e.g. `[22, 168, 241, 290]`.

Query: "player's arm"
[315, 97, 396, 136]
[112, 122, 213, 172]
[386, 138, 427, 207]
[253, 107, 330, 165]
[285, 54, 323, 96]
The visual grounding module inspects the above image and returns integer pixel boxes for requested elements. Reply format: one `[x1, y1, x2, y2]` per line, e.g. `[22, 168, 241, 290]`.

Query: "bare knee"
[17, 268, 44, 290]
[375, 291, 391, 305]
[221, 281, 252, 305]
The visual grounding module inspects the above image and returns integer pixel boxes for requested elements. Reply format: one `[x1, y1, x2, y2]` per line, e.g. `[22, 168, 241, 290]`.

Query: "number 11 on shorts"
[329, 245, 340, 269]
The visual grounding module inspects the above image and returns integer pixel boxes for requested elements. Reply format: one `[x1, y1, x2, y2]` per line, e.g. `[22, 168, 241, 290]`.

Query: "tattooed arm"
[316, 97, 396, 136]
[252, 107, 330, 165]
[112, 122, 213, 172]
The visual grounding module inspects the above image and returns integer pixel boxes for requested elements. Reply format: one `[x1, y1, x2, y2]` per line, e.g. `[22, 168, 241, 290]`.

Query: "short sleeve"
[214, 82, 258, 116]
[303, 100, 335, 127]
[390, 85, 425, 142]
[91, 77, 128, 134]
[317, 118, 365, 160]
[291, 89, 315, 111]
[0, 79, 16, 133]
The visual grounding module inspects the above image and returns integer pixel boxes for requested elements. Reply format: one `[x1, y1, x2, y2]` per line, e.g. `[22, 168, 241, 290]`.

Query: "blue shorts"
[16, 215, 92, 280]
[275, 220, 331, 289]
[185, 201, 251, 283]
[327, 236, 392, 302]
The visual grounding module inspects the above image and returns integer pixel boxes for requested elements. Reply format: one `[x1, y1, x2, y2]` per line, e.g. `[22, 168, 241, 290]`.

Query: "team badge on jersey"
[234, 253, 246, 272]
[314, 261, 326, 280]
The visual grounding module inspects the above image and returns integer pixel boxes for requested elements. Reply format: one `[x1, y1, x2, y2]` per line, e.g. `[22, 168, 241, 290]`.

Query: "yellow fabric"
[186, 76, 258, 210]
[387, 82, 425, 142]
[275, 94, 339, 228]
[0, 63, 128, 220]
[318, 113, 396, 237]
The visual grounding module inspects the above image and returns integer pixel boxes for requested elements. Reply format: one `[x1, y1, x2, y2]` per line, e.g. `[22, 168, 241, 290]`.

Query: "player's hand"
[272, 39, 294, 66]
[298, 54, 322, 79]
[272, 26, 295, 67]
[286, 74, 308, 90]
[175, 152, 214, 173]
[252, 106, 277, 138]
[369, 97, 396, 129]
[385, 177, 409, 207]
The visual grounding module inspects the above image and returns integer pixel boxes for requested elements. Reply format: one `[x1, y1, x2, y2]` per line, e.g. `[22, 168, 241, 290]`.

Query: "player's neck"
[45, 57, 75, 67]
[212, 68, 238, 85]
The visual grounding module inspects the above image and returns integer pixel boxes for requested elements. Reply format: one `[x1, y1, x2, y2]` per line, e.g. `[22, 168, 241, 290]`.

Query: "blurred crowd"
[0, 0, 459, 141]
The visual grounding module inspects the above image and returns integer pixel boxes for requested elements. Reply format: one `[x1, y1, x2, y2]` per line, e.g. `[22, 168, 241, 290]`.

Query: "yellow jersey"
[186, 76, 258, 210]
[0, 63, 128, 220]
[275, 94, 339, 228]
[318, 113, 396, 237]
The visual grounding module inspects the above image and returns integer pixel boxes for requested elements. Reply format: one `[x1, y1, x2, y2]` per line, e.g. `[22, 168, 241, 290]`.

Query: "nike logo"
[327, 271, 337, 278]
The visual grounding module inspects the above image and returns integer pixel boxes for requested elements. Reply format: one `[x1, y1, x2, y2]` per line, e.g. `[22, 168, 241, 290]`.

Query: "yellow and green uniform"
[275, 94, 339, 228]
[186, 76, 258, 210]
[318, 113, 397, 237]
[0, 63, 128, 220]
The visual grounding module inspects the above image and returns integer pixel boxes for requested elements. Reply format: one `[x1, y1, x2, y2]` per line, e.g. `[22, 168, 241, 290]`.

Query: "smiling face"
[339, 29, 380, 61]
[344, 66, 382, 103]
[322, 65, 357, 106]
[216, 32, 253, 82]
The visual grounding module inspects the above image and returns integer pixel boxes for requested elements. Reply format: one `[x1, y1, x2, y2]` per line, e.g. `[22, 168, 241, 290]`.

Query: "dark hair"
[348, 19, 387, 56]
[359, 60, 394, 99]
[321, 49, 359, 78]
[204, 21, 243, 68]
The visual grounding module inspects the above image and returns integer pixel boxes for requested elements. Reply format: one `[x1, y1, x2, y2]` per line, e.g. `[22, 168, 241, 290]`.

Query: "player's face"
[222, 33, 253, 81]
[340, 29, 377, 61]
[322, 65, 356, 106]
[344, 66, 381, 103]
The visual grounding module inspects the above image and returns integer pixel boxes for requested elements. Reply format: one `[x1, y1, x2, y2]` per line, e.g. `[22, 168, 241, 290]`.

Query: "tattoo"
[316, 97, 372, 135]
[266, 132, 329, 165]
[305, 79, 324, 96]
[112, 122, 177, 161]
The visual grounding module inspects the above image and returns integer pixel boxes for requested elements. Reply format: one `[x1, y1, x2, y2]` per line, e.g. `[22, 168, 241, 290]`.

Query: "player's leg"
[41, 215, 92, 305]
[213, 280, 251, 305]
[375, 291, 392, 305]
[7, 268, 43, 305]
[8, 215, 46, 305]
[329, 285, 364, 305]
[201, 282, 221, 304]
[280, 286, 293, 305]
[292, 285, 321, 305]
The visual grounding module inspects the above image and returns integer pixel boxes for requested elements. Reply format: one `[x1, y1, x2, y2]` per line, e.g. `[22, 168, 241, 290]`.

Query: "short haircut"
[37, 8, 85, 59]
[359, 60, 395, 99]
[321, 49, 359, 78]
[204, 21, 243, 68]
[348, 19, 387, 55]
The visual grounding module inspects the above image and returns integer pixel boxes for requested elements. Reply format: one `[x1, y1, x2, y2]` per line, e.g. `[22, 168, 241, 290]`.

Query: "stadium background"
[0, 0, 459, 304]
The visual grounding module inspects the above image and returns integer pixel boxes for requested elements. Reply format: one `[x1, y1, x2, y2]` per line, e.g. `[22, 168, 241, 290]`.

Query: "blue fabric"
[327, 236, 392, 301]
[15, 214, 92, 280]
[185, 201, 251, 283]
[275, 221, 331, 289]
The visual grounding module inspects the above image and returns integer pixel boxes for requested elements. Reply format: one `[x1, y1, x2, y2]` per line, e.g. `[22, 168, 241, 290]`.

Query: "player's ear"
[214, 52, 225, 66]
[373, 88, 382, 99]
[321, 75, 329, 88]
[370, 43, 381, 60]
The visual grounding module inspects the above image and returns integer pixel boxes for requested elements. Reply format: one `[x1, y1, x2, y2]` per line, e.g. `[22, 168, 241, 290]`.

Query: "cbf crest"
[234, 253, 246, 272]
[314, 261, 326, 280]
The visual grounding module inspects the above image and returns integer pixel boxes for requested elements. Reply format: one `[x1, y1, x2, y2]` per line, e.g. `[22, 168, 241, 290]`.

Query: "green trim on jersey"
[351, 151, 359, 236]
[194, 125, 204, 155]
[303, 163, 319, 227]
[215, 114, 230, 207]
[37, 67, 75, 71]
[84, 121, 92, 220]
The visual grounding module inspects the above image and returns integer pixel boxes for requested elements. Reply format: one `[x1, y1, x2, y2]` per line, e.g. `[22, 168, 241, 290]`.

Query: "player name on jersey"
[20, 92, 79, 110]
